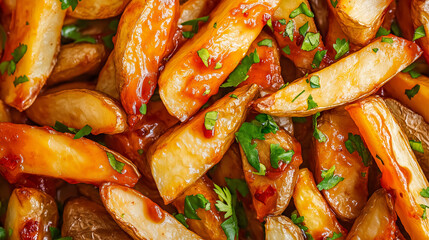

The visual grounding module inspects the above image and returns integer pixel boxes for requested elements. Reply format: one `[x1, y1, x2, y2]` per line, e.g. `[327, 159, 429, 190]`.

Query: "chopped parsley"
[333, 38, 349, 60]
[61, 24, 96, 44]
[197, 48, 210, 67]
[13, 75, 29, 87]
[316, 166, 344, 190]
[285, 20, 294, 41]
[421, 204, 429, 219]
[307, 75, 320, 88]
[203, 89, 210, 96]
[184, 194, 211, 220]
[49, 226, 72, 240]
[266, 18, 273, 31]
[420, 187, 429, 198]
[107, 152, 125, 174]
[102, 19, 119, 50]
[225, 178, 249, 197]
[282, 45, 291, 55]
[252, 163, 266, 176]
[73, 125, 92, 139]
[204, 111, 218, 130]
[229, 94, 238, 99]
[312, 112, 326, 142]
[258, 39, 272, 47]
[372, 48, 379, 53]
[292, 90, 305, 102]
[0, 43, 27, 75]
[413, 25, 426, 41]
[299, 22, 309, 36]
[214, 184, 239, 240]
[345, 133, 372, 166]
[139, 104, 147, 115]
[405, 84, 420, 99]
[137, 149, 144, 155]
[402, 63, 421, 79]
[311, 50, 326, 68]
[291, 212, 313, 240]
[181, 16, 209, 39]
[301, 32, 320, 51]
[381, 37, 393, 44]
[375, 27, 390, 38]
[327, 232, 343, 240]
[59, 0, 82, 10]
[270, 144, 294, 168]
[289, 3, 314, 18]
[278, 19, 287, 25]
[410, 140, 424, 153]
[330, 0, 338, 8]
[221, 49, 259, 87]
[307, 94, 318, 110]
[215, 62, 223, 69]
[174, 213, 189, 228]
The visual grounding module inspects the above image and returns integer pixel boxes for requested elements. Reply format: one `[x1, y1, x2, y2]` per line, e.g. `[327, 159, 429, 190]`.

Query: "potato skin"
[66, 0, 131, 20]
[265, 216, 304, 240]
[411, 0, 429, 63]
[96, 53, 119, 100]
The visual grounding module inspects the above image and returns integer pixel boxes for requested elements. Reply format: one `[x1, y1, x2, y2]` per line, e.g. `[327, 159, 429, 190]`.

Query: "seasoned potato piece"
[0, 123, 140, 186]
[159, 0, 280, 121]
[96, 53, 119, 100]
[26, 89, 127, 135]
[44, 81, 96, 95]
[384, 72, 429, 123]
[76, 184, 103, 204]
[5, 188, 58, 240]
[100, 184, 203, 240]
[0, 0, 65, 111]
[411, 0, 429, 63]
[293, 169, 347, 240]
[346, 96, 429, 239]
[265, 216, 304, 240]
[178, 0, 220, 24]
[62, 197, 132, 240]
[134, 176, 177, 214]
[0, 100, 11, 122]
[313, 108, 368, 221]
[253, 35, 422, 117]
[148, 84, 258, 204]
[211, 144, 244, 185]
[115, 0, 179, 126]
[397, 0, 414, 40]
[67, 0, 130, 20]
[240, 130, 302, 220]
[47, 43, 107, 87]
[346, 189, 403, 240]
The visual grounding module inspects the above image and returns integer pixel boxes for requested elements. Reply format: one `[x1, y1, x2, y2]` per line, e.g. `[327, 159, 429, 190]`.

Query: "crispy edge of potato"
[265, 216, 304, 240]
[67, 0, 131, 20]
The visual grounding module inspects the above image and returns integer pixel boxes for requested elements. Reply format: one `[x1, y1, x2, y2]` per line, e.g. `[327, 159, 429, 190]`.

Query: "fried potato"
[346, 189, 403, 240]
[411, 0, 429, 63]
[115, 0, 179, 126]
[346, 96, 429, 239]
[96, 53, 119, 100]
[0, 123, 140, 186]
[26, 89, 127, 135]
[134, 176, 177, 214]
[240, 130, 302, 220]
[4, 187, 58, 240]
[47, 43, 107, 87]
[293, 169, 347, 240]
[0, 100, 11, 122]
[265, 216, 304, 240]
[253, 35, 422, 117]
[211, 144, 244, 186]
[100, 184, 203, 240]
[384, 72, 429, 123]
[0, 0, 65, 111]
[396, 0, 414, 40]
[148, 84, 259, 204]
[43, 81, 96, 95]
[332, 0, 392, 46]
[67, 0, 130, 20]
[62, 197, 132, 240]
[313, 108, 368, 221]
[178, 0, 220, 25]
[159, 0, 280, 121]
[76, 183, 103, 204]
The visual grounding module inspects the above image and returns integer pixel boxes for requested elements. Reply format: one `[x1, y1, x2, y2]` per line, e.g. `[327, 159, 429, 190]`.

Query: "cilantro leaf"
[372, 48, 379, 53]
[413, 25, 426, 41]
[221, 49, 259, 87]
[312, 112, 326, 142]
[139, 104, 147, 115]
[311, 50, 326, 68]
[214, 184, 238, 240]
[375, 27, 390, 38]
[13, 75, 29, 87]
[289, 3, 314, 18]
[225, 178, 249, 197]
[184, 194, 211, 220]
[215, 62, 223, 69]
[61, 24, 96, 44]
[381, 37, 393, 44]
[317, 166, 344, 190]
[282, 45, 291, 55]
[270, 144, 294, 168]
[257, 39, 272, 47]
[333, 38, 349, 60]
[307, 75, 320, 88]
[307, 94, 318, 110]
[299, 22, 309, 36]
[11, 43, 27, 63]
[301, 32, 320, 51]
[255, 113, 279, 134]
[330, 0, 338, 8]
[0, 44, 27, 75]
[327, 232, 343, 240]
[410, 140, 424, 153]
[420, 187, 429, 198]
[73, 125, 92, 139]
[59, 0, 82, 10]
[291, 212, 313, 239]
[405, 84, 420, 100]
[174, 213, 189, 228]
[345, 133, 372, 166]
[181, 16, 209, 39]
[402, 62, 422, 79]
[197, 48, 210, 67]
[204, 111, 218, 130]
[285, 20, 294, 41]
[106, 152, 125, 174]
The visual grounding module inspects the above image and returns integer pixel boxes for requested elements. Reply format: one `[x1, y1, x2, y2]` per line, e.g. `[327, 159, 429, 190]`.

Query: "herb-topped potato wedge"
[265, 216, 304, 240]
[411, 0, 429, 63]
[65, 0, 131, 20]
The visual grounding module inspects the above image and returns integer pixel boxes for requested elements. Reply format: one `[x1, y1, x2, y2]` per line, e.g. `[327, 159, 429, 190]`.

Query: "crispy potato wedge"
[100, 184, 203, 240]
[47, 43, 107, 87]
[313, 108, 368, 221]
[240, 130, 302, 220]
[0, 100, 11, 122]
[0, 123, 140, 186]
[5, 187, 58, 240]
[62, 197, 132, 240]
[178, 0, 220, 25]
[26, 89, 127, 135]
[134, 176, 177, 214]
[159, 0, 280, 121]
[96, 53, 119, 100]
[265, 216, 304, 240]
[384, 72, 429, 123]
[211, 144, 244, 185]
[148, 84, 259, 204]
[66, 0, 130, 20]
[76, 183, 102, 204]
[0, 0, 65, 111]
[346, 189, 403, 240]
[411, 0, 429, 63]
[115, 0, 179, 125]
[397, 0, 414, 40]
[43, 81, 96, 95]
[346, 96, 429, 239]
[253, 35, 422, 117]
[293, 168, 347, 240]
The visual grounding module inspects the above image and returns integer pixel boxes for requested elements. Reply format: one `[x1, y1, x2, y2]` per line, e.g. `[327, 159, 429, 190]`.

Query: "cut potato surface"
[265, 216, 304, 240]
[66, 0, 131, 20]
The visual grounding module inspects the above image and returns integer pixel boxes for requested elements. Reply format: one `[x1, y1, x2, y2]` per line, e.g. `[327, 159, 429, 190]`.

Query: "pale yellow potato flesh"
[148, 84, 259, 204]
[0, 0, 66, 111]
[265, 216, 304, 240]
[100, 184, 203, 240]
[253, 35, 422, 117]
[26, 89, 127, 135]
[5, 187, 59, 240]
[96, 53, 119, 100]
[67, 0, 131, 19]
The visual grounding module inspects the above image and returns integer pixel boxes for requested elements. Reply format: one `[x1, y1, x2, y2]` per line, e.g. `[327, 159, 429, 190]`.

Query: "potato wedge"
[66, 0, 130, 20]
[148, 84, 259, 204]
[76, 183, 103, 204]
[134, 176, 177, 214]
[26, 89, 127, 135]
[384, 72, 429, 123]
[5, 187, 58, 240]
[47, 43, 107, 87]
[159, 0, 280, 121]
[265, 216, 304, 240]
[43, 81, 96, 95]
[115, 0, 179, 126]
[253, 35, 422, 117]
[313, 108, 368, 221]
[178, 0, 220, 25]
[0, 0, 65, 111]
[96, 53, 119, 100]
[211, 144, 244, 185]
[293, 168, 347, 240]
[0, 100, 11, 122]
[346, 189, 403, 240]
[0, 123, 140, 186]
[100, 184, 203, 240]
[62, 197, 132, 240]
[240, 129, 302, 220]
[397, 0, 414, 40]
[411, 0, 429, 63]
[346, 96, 429, 239]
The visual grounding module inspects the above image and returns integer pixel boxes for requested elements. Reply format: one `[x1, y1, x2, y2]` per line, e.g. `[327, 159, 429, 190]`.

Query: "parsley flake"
[313, 112, 326, 142]
[252, 163, 266, 176]
[59, 0, 82, 10]
[333, 38, 349, 60]
[405, 84, 420, 99]
[204, 111, 218, 130]
[61, 24, 96, 44]
[229, 94, 238, 99]
[197, 48, 210, 67]
[282, 45, 291, 55]
[285, 20, 294, 41]
[270, 144, 294, 169]
[381, 37, 393, 44]
[13, 75, 29, 87]
[302, 32, 320, 51]
[311, 50, 326, 68]
[221, 49, 259, 87]
[184, 194, 211, 220]
[266, 18, 273, 32]
[225, 178, 249, 197]
[174, 213, 189, 228]
[257, 39, 273, 47]
[372, 48, 379, 53]
[327, 232, 343, 240]
[215, 62, 223, 69]
[299, 22, 309, 36]
[413, 25, 426, 41]
[181, 16, 209, 39]
[137, 149, 144, 155]
[376, 27, 390, 38]
[307, 75, 320, 88]
[139, 104, 147, 115]
[292, 90, 305, 102]
[214, 184, 239, 240]
[420, 187, 429, 198]
[291, 212, 313, 239]
[73, 125, 92, 139]
[402, 63, 421, 79]
[278, 19, 287, 25]
[345, 133, 372, 166]
[410, 140, 424, 153]
[307, 94, 318, 110]
[317, 166, 344, 190]
[107, 152, 124, 174]
[330, 0, 338, 8]
[0, 43, 27, 75]
[421, 204, 429, 219]
[290, 3, 314, 18]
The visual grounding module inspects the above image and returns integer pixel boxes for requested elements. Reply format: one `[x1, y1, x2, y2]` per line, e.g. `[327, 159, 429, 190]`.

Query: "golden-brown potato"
[396, 0, 414, 40]
[133, 176, 177, 214]
[0, 100, 11, 122]
[411, 0, 429, 63]
[211, 144, 244, 186]
[384, 72, 429, 123]
[76, 183, 103, 204]
[148, 84, 258, 204]
[313, 108, 368, 221]
[253, 35, 422, 117]
[100, 184, 203, 240]
[293, 169, 347, 240]
[346, 96, 429, 239]
[26, 89, 127, 135]
[159, 0, 280, 121]
[346, 189, 403, 240]
[47, 43, 107, 87]
[0, 123, 140, 186]
[5, 187, 58, 240]
[265, 216, 304, 240]
[66, 0, 130, 20]
[43, 81, 96, 95]
[0, 0, 65, 111]
[178, 0, 220, 25]
[96, 53, 119, 100]
[62, 197, 132, 240]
